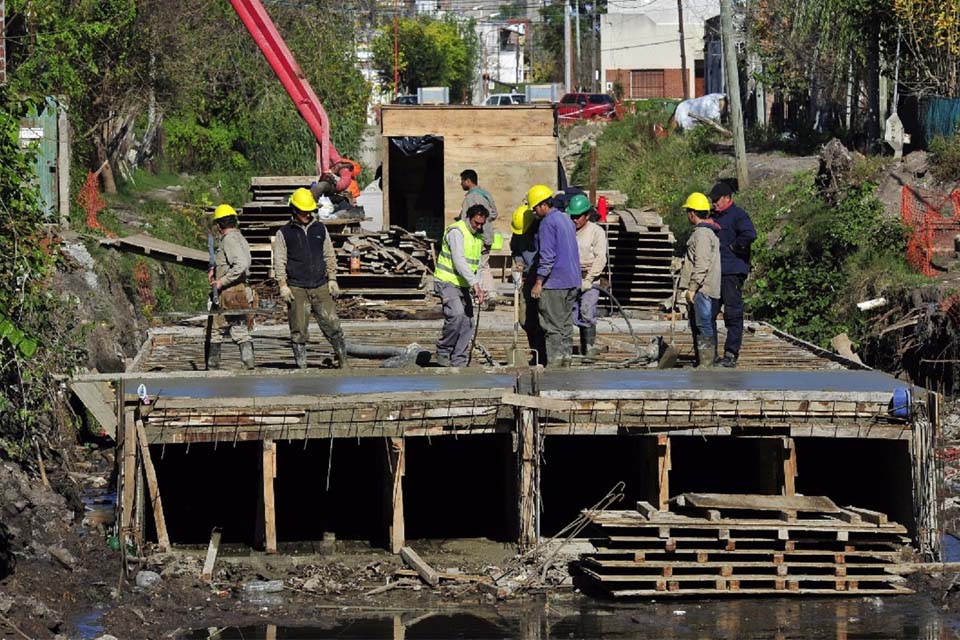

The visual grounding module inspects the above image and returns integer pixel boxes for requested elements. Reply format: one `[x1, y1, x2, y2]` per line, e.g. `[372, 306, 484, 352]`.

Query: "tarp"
[673, 93, 726, 131]
[923, 97, 960, 142]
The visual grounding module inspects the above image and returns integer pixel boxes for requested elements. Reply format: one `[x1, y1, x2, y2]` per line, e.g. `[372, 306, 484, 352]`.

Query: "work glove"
[684, 288, 697, 304]
[279, 283, 294, 304]
[511, 270, 522, 286]
[328, 280, 341, 298]
[581, 278, 593, 292]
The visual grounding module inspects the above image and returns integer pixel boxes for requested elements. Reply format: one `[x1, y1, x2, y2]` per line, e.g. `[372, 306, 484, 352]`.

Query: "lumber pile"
[599, 208, 675, 310]
[336, 227, 435, 296]
[579, 493, 912, 597]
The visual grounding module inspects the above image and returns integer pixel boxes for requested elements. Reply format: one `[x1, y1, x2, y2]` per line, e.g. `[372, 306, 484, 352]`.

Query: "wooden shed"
[379, 105, 558, 239]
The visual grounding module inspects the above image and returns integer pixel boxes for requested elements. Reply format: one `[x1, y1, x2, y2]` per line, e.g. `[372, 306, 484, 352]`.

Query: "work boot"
[717, 351, 738, 368]
[239, 341, 255, 370]
[581, 326, 600, 358]
[332, 336, 349, 369]
[206, 342, 221, 370]
[695, 335, 717, 368]
[292, 343, 308, 369]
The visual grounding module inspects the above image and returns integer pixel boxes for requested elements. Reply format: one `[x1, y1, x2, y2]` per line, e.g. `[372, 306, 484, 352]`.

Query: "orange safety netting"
[76, 171, 114, 237]
[901, 185, 960, 277]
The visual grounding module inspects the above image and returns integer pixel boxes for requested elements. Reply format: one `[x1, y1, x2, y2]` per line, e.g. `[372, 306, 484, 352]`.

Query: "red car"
[556, 93, 623, 122]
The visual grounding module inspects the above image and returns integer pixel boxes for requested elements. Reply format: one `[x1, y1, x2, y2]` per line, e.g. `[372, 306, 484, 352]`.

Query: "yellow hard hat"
[526, 184, 553, 209]
[289, 187, 318, 212]
[682, 192, 711, 212]
[511, 205, 534, 235]
[212, 204, 238, 220]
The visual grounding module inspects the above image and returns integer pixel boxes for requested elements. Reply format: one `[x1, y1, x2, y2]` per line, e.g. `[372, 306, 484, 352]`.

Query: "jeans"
[715, 273, 747, 356]
[689, 291, 720, 339]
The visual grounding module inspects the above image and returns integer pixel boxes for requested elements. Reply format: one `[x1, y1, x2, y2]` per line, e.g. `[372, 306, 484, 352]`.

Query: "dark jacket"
[713, 202, 757, 276]
[278, 219, 329, 288]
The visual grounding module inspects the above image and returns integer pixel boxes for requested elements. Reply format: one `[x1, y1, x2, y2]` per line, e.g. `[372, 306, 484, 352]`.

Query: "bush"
[929, 132, 960, 182]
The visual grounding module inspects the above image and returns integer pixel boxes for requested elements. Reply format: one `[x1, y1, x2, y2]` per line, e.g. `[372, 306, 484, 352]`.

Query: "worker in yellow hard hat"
[528, 184, 580, 367]
[207, 204, 256, 370]
[509, 203, 544, 363]
[679, 192, 721, 367]
[272, 188, 347, 369]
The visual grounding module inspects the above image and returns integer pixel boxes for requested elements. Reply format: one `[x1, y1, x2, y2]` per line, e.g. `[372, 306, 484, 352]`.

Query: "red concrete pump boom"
[228, 0, 342, 174]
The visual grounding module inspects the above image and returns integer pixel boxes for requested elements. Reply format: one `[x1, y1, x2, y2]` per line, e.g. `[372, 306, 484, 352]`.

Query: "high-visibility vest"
[435, 219, 483, 288]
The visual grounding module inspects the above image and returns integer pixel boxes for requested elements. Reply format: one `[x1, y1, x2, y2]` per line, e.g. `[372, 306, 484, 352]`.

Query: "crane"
[228, 0, 356, 192]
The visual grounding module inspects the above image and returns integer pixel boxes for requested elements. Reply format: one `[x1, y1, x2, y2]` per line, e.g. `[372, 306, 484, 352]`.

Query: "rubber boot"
[333, 336, 349, 369]
[293, 343, 308, 369]
[717, 351, 739, 368]
[239, 341, 255, 370]
[695, 335, 717, 368]
[582, 325, 600, 358]
[206, 342, 221, 370]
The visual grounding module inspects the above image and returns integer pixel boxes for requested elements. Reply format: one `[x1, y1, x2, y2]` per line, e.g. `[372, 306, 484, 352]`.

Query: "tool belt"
[219, 284, 258, 330]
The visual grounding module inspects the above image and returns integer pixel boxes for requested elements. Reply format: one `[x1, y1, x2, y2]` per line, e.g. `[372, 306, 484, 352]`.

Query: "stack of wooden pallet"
[579, 493, 912, 597]
[599, 208, 675, 310]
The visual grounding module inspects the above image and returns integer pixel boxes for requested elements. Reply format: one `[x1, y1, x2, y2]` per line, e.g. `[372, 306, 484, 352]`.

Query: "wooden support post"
[518, 408, 537, 550]
[120, 409, 137, 535]
[657, 434, 671, 511]
[781, 437, 797, 496]
[257, 440, 278, 554]
[388, 437, 405, 554]
[201, 528, 222, 581]
[135, 417, 170, 551]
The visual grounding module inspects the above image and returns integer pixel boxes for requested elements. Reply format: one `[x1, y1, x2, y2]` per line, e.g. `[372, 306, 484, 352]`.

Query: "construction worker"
[207, 204, 255, 370]
[566, 194, 608, 358]
[273, 188, 348, 369]
[679, 192, 722, 368]
[458, 169, 498, 307]
[434, 204, 489, 367]
[310, 158, 362, 210]
[528, 185, 580, 367]
[510, 204, 544, 362]
[708, 181, 757, 368]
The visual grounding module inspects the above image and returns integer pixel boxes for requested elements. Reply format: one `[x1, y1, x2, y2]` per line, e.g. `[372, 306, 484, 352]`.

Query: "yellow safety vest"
[435, 219, 483, 288]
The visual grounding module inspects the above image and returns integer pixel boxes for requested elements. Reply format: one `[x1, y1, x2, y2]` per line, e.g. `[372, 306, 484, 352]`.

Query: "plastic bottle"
[350, 247, 361, 274]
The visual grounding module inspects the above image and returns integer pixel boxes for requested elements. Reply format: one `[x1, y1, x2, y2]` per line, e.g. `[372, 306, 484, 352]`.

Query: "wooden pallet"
[579, 495, 913, 598]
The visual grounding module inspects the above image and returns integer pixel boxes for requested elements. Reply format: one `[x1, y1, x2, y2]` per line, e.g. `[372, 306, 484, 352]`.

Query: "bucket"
[889, 388, 912, 419]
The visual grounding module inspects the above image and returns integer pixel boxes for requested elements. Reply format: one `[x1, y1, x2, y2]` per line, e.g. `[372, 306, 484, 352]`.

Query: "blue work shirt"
[534, 208, 581, 289]
[712, 202, 757, 276]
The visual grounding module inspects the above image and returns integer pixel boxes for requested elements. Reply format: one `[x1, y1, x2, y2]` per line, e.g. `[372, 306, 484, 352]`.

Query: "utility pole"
[574, 0, 581, 89]
[393, 0, 400, 98]
[720, 0, 749, 189]
[677, 0, 689, 99]
[564, 1, 572, 93]
[590, 4, 597, 91]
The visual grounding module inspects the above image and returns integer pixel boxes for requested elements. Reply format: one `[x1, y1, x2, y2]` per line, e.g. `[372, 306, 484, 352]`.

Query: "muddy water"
[184, 594, 960, 639]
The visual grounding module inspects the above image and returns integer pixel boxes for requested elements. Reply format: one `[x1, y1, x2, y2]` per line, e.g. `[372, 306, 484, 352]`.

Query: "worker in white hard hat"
[207, 204, 256, 370]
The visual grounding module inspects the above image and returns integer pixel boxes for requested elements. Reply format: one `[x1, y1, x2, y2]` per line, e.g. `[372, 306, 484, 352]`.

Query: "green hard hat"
[565, 194, 592, 216]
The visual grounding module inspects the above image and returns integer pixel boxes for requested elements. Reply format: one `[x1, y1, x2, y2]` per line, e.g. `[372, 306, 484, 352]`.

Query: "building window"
[630, 70, 665, 99]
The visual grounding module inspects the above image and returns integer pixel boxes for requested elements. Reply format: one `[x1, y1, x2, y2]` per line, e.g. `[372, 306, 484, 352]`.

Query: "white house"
[475, 21, 526, 104]
[601, 0, 719, 100]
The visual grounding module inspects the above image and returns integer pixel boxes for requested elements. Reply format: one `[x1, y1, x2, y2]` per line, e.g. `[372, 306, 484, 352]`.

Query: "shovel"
[657, 270, 681, 369]
[505, 277, 522, 366]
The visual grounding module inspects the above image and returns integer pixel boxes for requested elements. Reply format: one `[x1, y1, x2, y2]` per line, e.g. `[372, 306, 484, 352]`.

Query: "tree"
[371, 16, 479, 102]
[893, 0, 960, 97]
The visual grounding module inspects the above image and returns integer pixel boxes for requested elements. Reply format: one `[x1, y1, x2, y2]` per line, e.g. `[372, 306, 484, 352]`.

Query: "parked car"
[484, 93, 526, 106]
[393, 94, 419, 105]
[556, 93, 623, 122]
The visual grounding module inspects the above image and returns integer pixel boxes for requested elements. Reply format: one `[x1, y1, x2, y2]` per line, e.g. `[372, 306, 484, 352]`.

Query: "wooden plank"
[400, 546, 440, 587]
[120, 409, 137, 533]
[657, 435, 671, 511]
[781, 438, 797, 496]
[201, 528, 222, 581]
[259, 440, 277, 554]
[381, 105, 555, 137]
[518, 408, 537, 550]
[71, 381, 119, 439]
[843, 506, 888, 525]
[135, 417, 170, 551]
[388, 437, 405, 554]
[675, 494, 841, 513]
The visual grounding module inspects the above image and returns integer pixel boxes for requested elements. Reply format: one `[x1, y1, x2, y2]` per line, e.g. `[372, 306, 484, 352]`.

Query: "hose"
[595, 284, 651, 365]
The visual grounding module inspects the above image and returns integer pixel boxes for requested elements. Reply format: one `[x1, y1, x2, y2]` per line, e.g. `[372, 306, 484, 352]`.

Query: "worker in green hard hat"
[566, 194, 607, 358]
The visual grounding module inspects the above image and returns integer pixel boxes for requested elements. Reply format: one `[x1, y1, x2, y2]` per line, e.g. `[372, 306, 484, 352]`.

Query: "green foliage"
[371, 16, 479, 102]
[929, 132, 960, 183]
[0, 92, 82, 460]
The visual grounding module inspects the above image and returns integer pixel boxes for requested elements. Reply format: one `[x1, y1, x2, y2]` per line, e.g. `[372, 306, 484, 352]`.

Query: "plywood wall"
[381, 105, 558, 237]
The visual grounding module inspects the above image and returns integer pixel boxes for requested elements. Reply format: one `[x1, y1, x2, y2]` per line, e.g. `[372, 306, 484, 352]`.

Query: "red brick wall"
[0, 1, 6, 85]
[606, 68, 691, 100]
